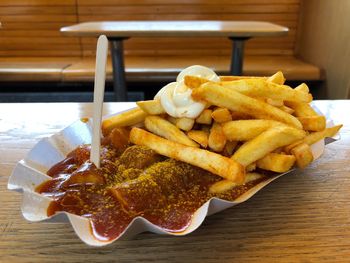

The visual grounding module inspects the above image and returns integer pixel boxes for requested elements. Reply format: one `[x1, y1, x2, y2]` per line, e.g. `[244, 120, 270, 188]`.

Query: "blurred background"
[0, 0, 349, 102]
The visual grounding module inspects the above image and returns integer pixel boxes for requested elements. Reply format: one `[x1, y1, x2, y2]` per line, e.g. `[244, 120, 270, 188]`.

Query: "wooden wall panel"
[0, 0, 301, 58]
[0, 1, 81, 57]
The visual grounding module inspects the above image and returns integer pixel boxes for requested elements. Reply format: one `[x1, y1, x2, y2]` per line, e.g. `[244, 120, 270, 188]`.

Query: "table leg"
[110, 38, 128, 101]
[229, 37, 250, 76]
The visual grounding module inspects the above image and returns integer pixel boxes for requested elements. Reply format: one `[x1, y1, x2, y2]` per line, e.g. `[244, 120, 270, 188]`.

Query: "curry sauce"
[36, 141, 267, 241]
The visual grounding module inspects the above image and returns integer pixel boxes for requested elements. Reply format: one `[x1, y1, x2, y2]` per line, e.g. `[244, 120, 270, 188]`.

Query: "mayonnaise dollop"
[155, 65, 219, 119]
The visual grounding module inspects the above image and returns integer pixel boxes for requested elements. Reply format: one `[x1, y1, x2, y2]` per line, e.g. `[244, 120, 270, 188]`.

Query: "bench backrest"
[0, 0, 300, 57]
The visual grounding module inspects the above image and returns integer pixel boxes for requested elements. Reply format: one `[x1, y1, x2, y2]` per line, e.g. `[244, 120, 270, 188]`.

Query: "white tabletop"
[61, 21, 288, 38]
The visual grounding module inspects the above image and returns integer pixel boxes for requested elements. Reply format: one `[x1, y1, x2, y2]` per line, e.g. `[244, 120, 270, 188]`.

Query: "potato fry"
[231, 111, 252, 120]
[196, 109, 212, 125]
[256, 153, 296, 173]
[220, 78, 311, 103]
[208, 122, 226, 152]
[232, 125, 306, 166]
[222, 120, 283, 141]
[144, 116, 198, 147]
[278, 105, 295, 114]
[211, 107, 232, 123]
[298, 116, 326, 131]
[266, 98, 284, 107]
[175, 117, 195, 131]
[294, 83, 309, 93]
[102, 108, 147, 136]
[130, 127, 245, 182]
[209, 172, 262, 194]
[167, 115, 177, 125]
[267, 71, 286, 85]
[246, 162, 256, 172]
[284, 124, 342, 153]
[187, 130, 209, 148]
[291, 143, 314, 168]
[184, 75, 209, 89]
[284, 101, 318, 117]
[136, 99, 165, 115]
[192, 83, 303, 129]
[223, 140, 238, 156]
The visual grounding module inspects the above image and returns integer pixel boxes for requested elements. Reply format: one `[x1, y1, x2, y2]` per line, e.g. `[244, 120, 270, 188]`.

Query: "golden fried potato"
[184, 75, 209, 89]
[221, 78, 311, 103]
[267, 71, 286, 85]
[196, 109, 213, 125]
[223, 140, 238, 156]
[222, 119, 283, 141]
[230, 111, 252, 120]
[144, 115, 198, 147]
[209, 172, 262, 194]
[284, 101, 318, 117]
[211, 107, 232, 123]
[232, 125, 306, 166]
[208, 122, 226, 152]
[136, 99, 165, 115]
[102, 108, 147, 136]
[187, 130, 209, 148]
[284, 124, 343, 153]
[278, 105, 295, 114]
[298, 116, 326, 131]
[290, 143, 314, 168]
[192, 83, 302, 129]
[266, 98, 284, 107]
[256, 153, 296, 173]
[246, 162, 256, 172]
[294, 83, 309, 93]
[130, 127, 245, 182]
[175, 117, 195, 131]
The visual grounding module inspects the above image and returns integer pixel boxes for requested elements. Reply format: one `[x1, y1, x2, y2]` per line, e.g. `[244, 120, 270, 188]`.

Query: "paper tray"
[7, 107, 336, 246]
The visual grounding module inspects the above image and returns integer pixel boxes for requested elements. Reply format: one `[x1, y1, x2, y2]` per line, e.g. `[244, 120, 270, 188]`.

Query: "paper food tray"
[8, 106, 338, 246]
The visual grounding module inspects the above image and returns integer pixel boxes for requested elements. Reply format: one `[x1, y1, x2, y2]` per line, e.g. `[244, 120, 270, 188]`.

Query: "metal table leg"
[109, 37, 128, 101]
[229, 37, 250, 76]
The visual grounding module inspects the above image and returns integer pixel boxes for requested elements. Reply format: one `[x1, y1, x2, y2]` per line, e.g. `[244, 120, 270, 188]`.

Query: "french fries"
[220, 79, 311, 103]
[192, 83, 303, 129]
[196, 109, 213, 125]
[208, 122, 226, 152]
[290, 143, 314, 168]
[209, 172, 263, 194]
[267, 71, 286, 85]
[145, 116, 198, 147]
[298, 116, 326, 131]
[256, 153, 296, 173]
[103, 69, 342, 195]
[184, 75, 209, 89]
[211, 107, 232, 123]
[102, 108, 147, 136]
[187, 130, 209, 148]
[130, 127, 245, 183]
[175, 117, 195, 131]
[284, 124, 343, 153]
[222, 120, 283, 141]
[232, 125, 305, 166]
[136, 99, 166, 115]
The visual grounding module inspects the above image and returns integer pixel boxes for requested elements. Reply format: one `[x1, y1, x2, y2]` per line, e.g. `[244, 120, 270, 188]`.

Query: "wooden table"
[1, 101, 349, 262]
[61, 21, 288, 101]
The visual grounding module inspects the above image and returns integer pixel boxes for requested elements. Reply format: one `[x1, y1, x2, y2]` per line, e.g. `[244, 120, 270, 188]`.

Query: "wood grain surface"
[0, 101, 349, 263]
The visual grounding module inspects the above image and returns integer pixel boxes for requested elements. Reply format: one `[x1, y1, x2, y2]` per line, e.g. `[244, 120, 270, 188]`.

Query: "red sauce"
[36, 143, 267, 241]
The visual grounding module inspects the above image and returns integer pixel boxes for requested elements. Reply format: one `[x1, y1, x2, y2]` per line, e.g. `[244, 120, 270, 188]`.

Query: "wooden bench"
[0, 0, 322, 84]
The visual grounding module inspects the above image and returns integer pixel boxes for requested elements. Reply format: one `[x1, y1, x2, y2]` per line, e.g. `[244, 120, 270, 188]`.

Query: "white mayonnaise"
[155, 65, 219, 119]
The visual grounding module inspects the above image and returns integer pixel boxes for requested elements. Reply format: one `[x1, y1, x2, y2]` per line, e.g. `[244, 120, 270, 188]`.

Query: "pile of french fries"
[102, 71, 342, 194]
